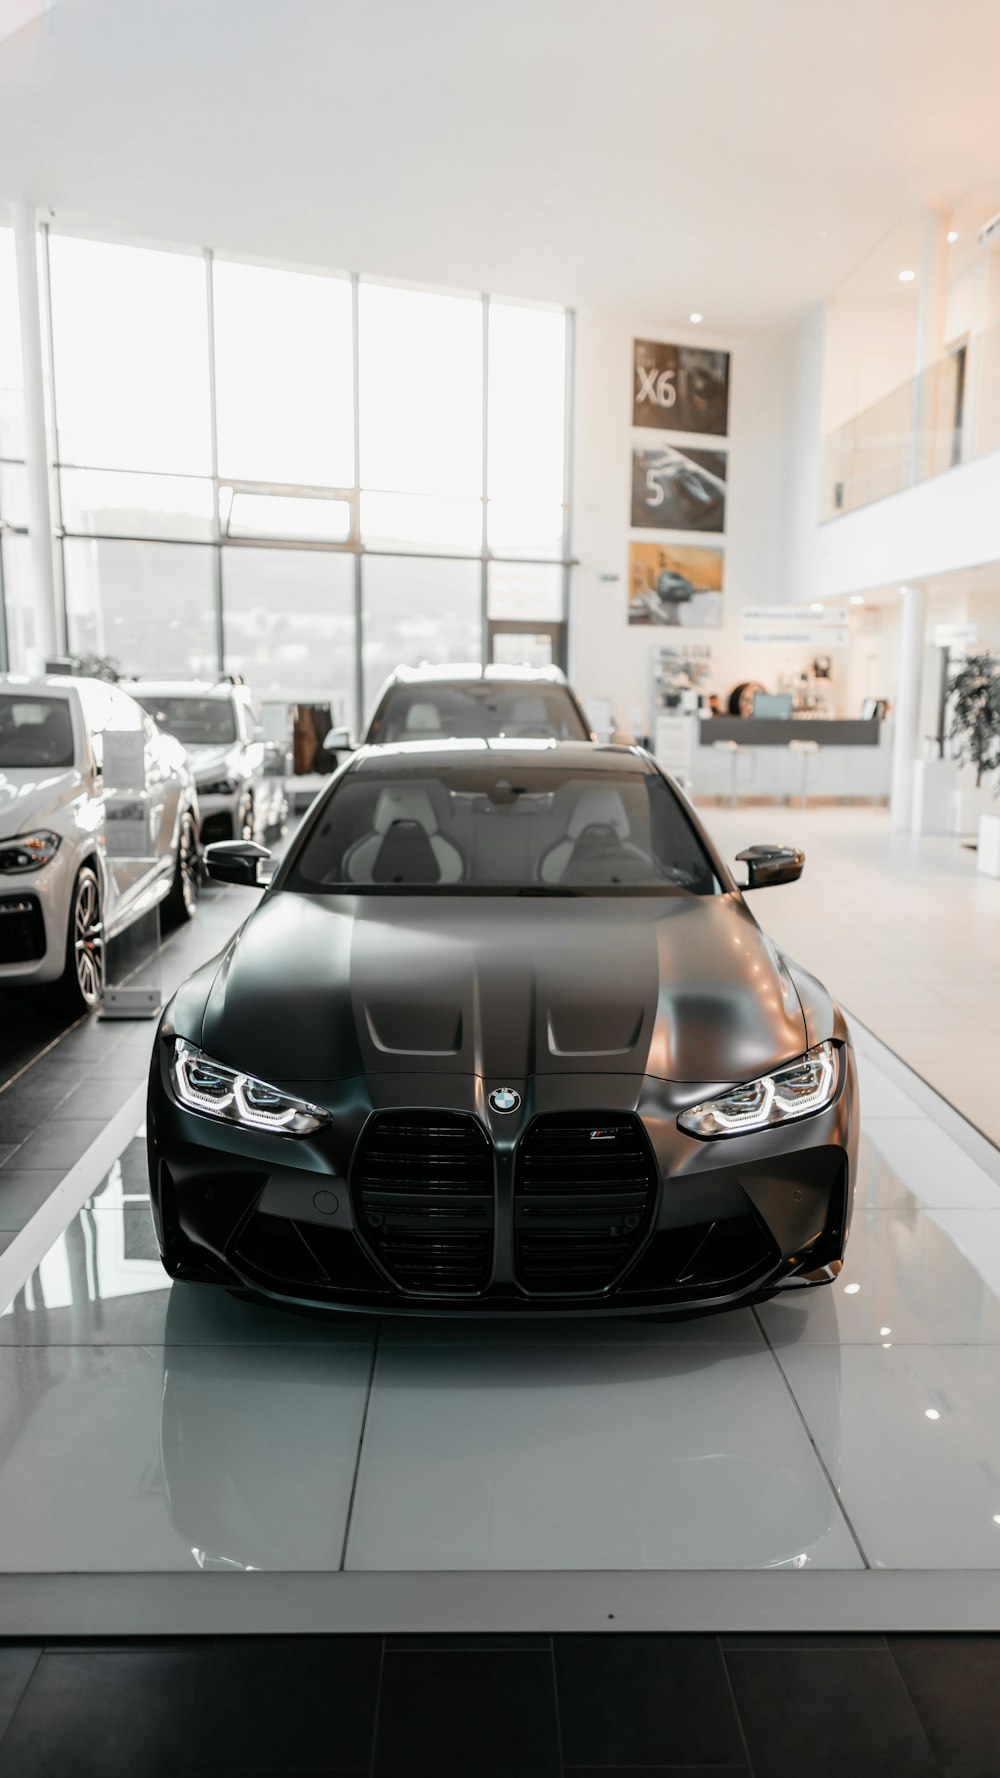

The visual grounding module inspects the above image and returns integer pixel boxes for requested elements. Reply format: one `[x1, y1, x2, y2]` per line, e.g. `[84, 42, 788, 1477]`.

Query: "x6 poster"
[628, 541, 724, 628]
[631, 444, 727, 532]
[632, 339, 730, 437]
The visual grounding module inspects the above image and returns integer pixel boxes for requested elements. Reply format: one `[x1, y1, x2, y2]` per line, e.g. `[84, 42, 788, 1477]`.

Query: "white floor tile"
[759, 1208, 1000, 1344]
[376, 1306, 765, 1347]
[345, 1340, 861, 1571]
[860, 1119, 1000, 1209]
[0, 1340, 374, 1571]
[775, 1342, 1000, 1569]
[853, 1057, 927, 1120]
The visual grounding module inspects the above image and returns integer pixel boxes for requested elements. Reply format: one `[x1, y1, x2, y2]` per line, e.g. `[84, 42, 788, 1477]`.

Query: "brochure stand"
[99, 727, 163, 1022]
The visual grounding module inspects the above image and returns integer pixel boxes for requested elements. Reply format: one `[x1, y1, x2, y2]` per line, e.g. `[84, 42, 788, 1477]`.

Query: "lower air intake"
[352, 1111, 494, 1295]
[514, 1113, 657, 1295]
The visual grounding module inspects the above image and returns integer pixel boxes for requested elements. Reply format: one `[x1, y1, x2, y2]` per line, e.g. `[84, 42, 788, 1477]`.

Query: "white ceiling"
[2, 0, 1000, 331]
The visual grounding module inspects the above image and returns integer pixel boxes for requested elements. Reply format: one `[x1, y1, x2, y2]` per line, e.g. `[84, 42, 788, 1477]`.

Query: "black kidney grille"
[514, 1114, 657, 1295]
[352, 1112, 493, 1295]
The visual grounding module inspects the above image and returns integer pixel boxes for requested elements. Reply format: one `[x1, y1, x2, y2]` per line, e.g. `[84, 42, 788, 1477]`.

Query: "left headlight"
[677, 1040, 840, 1139]
[169, 1039, 330, 1136]
[0, 830, 62, 873]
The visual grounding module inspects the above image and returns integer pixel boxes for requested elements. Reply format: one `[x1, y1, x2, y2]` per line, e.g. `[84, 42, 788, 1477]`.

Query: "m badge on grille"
[489, 1087, 521, 1114]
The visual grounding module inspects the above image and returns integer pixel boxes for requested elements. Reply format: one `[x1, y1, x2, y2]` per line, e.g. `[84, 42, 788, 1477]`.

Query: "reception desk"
[680, 716, 892, 801]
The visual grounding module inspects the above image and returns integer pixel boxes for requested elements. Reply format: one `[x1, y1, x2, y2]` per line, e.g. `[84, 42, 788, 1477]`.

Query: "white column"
[12, 199, 59, 670]
[889, 582, 927, 831]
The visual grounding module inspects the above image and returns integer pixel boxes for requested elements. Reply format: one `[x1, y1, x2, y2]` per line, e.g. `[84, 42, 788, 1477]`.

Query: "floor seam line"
[751, 1303, 872, 1571]
[339, 1320, 381, 1574]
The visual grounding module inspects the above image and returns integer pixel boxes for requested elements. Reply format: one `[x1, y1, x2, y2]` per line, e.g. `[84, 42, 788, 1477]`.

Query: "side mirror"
[323, 727, 354, 754]
[204, 839, 271, 887]
[736, 844, 804, 890]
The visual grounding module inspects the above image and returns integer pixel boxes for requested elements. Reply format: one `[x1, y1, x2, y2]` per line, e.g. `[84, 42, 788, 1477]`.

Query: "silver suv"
[128, 679, 287, 846]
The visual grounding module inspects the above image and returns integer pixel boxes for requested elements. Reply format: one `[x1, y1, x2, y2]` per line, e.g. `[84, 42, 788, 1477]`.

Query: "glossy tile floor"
[707, 803, 1000, 1147]
[1, 1018, 1000, 1603]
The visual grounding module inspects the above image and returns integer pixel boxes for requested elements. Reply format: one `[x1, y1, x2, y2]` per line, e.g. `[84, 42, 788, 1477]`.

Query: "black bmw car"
[147, 741, 857, 1317]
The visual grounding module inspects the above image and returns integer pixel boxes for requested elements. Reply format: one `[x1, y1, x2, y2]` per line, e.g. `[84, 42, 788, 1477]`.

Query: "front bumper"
[147, 1038, 858, 1318]
[0, 847, 78, 986]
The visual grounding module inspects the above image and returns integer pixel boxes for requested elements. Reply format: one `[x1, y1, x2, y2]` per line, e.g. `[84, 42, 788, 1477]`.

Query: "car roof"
[347, 738, 650, 774]
[0, 674, 92, 700]
[379, 662, 569, 689]
[123, 680, 242, 700]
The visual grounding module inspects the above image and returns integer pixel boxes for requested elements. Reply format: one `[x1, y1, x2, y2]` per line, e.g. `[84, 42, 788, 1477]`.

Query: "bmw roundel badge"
[489, 1087, 521, 1114]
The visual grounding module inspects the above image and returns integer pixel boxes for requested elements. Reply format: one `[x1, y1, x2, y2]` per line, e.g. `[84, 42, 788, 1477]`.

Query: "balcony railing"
[822, 320, 1000, 520]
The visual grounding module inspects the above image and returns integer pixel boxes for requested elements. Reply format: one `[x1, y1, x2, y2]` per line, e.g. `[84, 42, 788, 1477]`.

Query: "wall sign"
[741, 605, 849, 647]
[632, 339, 730, 437]
[628, 541, 724, 628]
[631, 445, 726, 533]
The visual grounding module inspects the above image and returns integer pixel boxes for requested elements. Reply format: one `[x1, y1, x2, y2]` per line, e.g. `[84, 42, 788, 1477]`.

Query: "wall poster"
[628, 541, 723, 628]
[632, 338, 730, 436]
[631, 444, 726, 532]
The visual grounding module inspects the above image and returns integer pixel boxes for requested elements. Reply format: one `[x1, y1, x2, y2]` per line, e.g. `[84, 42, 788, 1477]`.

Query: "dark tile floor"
[0, 1632, 995, 1776]
[0, 882, 259, 1235]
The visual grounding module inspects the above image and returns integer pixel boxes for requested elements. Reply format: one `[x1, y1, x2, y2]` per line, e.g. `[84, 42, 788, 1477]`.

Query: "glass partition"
[221, 547, 356, 722]
[823, 321, 1000, 519]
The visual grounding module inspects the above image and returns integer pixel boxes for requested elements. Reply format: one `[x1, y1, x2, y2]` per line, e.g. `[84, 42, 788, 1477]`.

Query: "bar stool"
[712, 739, 742, 808]
[787, 738, 820, 807]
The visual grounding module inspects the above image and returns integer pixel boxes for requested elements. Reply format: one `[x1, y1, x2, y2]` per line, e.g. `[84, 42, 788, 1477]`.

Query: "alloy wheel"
[178, 815, 199, 917]
[73, 872, 103, 1008]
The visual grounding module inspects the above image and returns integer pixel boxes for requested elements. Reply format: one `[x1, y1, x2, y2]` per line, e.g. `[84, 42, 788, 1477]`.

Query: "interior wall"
[568, 312, 841, 734]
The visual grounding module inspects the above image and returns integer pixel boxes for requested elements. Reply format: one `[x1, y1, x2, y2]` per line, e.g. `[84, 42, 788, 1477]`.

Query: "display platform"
[1, 1021, 1000, 1635]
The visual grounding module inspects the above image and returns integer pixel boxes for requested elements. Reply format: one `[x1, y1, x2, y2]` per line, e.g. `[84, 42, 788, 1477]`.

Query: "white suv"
[127, 679, 287, 847]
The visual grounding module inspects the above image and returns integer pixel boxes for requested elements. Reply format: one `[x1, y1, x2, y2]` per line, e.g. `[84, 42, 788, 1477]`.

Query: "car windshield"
[136, 696, 237, 746]
[0, 695, 75, 769]
[367, 682, 589, 744]
[285, 764, 718, 895]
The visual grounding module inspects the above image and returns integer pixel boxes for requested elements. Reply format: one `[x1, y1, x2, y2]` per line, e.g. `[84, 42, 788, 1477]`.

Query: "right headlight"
[677, 1040, 840, 1138]
[169, 1039, 329, 1136]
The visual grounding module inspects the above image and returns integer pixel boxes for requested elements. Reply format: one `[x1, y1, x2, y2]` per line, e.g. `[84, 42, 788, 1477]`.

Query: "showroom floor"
[1, 812, 1000, 1771]
[709, 803, 1000, 1145]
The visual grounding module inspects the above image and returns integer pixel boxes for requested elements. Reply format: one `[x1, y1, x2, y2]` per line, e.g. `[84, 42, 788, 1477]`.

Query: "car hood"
[0, 768, 82, 837]
[187, 744, 238, 782]
[198, 890, 808, 1086]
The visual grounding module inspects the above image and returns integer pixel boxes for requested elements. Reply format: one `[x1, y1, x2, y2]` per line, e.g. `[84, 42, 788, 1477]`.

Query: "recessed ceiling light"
[844, 1282, 860, 1294]
[899, 269, 916, 282]
[809, 602, 824, 613]
[689, 312, 703, 325]
[925, 1408, 941, 1420]
[849, 595, 865, 605]
[947, 230, 959, 243]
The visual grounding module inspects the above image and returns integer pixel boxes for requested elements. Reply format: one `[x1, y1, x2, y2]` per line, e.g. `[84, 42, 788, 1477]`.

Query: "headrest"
[373, 786, 439, 836]
[566, 788, 630, 841]
[510, 696, 548, 723]
[404, 703, 443, 733]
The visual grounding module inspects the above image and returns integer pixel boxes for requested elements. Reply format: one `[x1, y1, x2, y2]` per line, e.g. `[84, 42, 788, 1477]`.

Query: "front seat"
[342, 787, 464, 884]
[538, 788, 631, 884]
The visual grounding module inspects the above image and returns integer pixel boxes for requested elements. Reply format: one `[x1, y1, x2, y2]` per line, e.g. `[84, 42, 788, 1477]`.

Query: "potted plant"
[947, 652, 1000, 868]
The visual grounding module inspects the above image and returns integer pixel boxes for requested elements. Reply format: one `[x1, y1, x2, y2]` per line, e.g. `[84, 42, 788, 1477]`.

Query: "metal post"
[908, 213, 950, 487]
[890, 582, 927, 831]
[12, 200, 58, 670]
[562, 308, 576, 674]
[204, 248, 225, 676]
[480, 293, 490, 666]
[351, 272, 364, 734]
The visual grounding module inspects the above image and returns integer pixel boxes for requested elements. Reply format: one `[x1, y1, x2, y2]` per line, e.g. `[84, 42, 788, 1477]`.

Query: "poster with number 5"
[633, 339, 730, 437]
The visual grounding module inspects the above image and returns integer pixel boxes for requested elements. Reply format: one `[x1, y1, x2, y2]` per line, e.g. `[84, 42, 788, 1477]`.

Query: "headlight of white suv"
[0, 830, 62, 873]
[170, 1039, 329, 1136]
[677, 1040, 839, 1138]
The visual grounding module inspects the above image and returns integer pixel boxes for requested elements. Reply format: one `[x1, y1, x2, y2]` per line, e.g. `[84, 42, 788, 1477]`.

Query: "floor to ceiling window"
[0, 226, 27, 671]
[1, 229, 572, 725]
